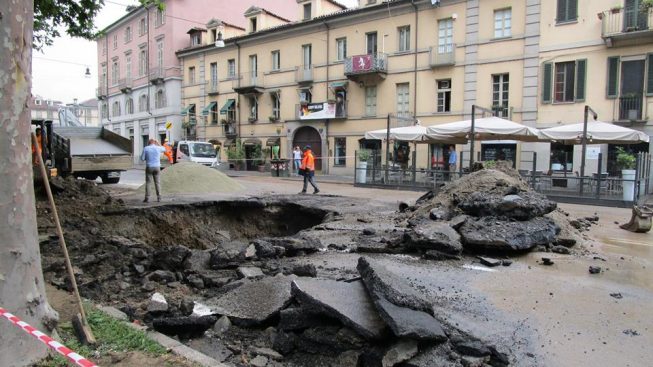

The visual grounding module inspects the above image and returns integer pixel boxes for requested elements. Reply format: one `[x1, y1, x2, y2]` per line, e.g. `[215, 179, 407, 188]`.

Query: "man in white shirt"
[140, 139, 166, 202]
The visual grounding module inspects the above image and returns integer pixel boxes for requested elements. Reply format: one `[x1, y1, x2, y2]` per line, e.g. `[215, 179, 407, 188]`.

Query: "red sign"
[352, 54, 372, 72]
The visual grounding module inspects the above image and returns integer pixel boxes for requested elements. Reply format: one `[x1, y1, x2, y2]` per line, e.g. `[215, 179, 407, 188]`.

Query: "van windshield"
[190, 143, 217, 158]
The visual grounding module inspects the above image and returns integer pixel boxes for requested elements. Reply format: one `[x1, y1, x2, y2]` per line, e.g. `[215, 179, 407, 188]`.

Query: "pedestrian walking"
[448, 145, 457, 180]
[140, 139, 166, 202]
[299, 145, 319, 194]
[293, 146, 302, 175]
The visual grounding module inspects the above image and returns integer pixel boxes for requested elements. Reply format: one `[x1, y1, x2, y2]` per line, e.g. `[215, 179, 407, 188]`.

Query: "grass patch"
[36, 305, 166, 367]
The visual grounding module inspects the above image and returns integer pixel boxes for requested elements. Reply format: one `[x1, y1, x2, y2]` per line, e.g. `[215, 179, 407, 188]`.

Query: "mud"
[35, 173, 651, 367]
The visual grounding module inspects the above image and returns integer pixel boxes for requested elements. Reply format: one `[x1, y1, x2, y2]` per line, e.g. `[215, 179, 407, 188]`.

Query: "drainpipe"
[411, 0, 418, 120]
[323, 20, 330, 174]
[235, 40, 241, 139]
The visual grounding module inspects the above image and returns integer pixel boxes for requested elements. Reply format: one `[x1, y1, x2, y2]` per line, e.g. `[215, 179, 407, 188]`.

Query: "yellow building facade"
[177, 0, 652, 176]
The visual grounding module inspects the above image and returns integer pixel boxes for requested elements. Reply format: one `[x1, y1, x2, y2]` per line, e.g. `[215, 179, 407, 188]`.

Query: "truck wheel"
[101, 175, 120, 184]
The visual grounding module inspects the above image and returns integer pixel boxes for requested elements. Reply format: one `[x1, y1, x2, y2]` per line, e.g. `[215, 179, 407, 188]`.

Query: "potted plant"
[226, 139, 245, 170]
[356, 149, 371, 183]
[616, 147, 637, 201]
[252, 144, 266, 172]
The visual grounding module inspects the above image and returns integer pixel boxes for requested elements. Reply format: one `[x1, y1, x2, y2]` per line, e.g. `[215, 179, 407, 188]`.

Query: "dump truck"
[32, 119, 133, 184]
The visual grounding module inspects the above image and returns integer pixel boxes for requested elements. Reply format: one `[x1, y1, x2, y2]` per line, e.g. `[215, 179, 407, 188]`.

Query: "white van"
[173, 141, 219, 167]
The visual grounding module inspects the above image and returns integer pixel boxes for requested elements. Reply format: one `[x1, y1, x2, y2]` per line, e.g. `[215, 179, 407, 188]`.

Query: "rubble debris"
[147, 270, 177, 284]
[403, 343, 461, 367]
[237, 266, 265, 279]
[152, 315, 217, 337]
[251, 347, 283, 361]
[620, 205, 652, 233]
[589, 266, 602, 274]
[213, 315, 231, 335]
[139, 161, 244, 194]
[295, 326, 366, 354]
[250, 355, 268, 367]
[404, 221, 463, 256]
[285, 263, 317, 277]
[541, 258, 554, 266]
[501, 259, 513, 267]
[381, 339, 419, 367]
[477, 257, 502, 267]
[456, 191, 556, 220]
[192, 302, 213, 317]
[374, 297, 447, 341]
[459, 217, 558, 252]
[147, 292, 168, 313]
[551, 245, 571, 255]
[278, 307, 336, 331]
[207, 275, 296, 326]
[291, 278, 387, 339]
[609, 293, 623, 299]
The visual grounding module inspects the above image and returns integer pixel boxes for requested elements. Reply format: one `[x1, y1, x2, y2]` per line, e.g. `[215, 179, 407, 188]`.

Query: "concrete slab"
[375, 297, 447, 341]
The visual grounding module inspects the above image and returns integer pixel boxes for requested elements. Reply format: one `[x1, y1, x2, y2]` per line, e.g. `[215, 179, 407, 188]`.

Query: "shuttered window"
[607, 56, 620, 98]
[575, 59, 587, 102]
[647, 54, 653, 96]
[542, 63, 552, 104]
[557, 0, 578, 23]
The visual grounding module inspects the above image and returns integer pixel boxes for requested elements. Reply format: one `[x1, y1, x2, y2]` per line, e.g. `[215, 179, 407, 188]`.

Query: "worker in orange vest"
[32, 127, 43, 165]
[163, 139, 174, 164]
[299, 145, 319, 194]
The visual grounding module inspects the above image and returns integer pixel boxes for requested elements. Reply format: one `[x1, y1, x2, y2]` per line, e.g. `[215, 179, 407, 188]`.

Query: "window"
[210, 102, 218, 124]
[272, 50, 280, 71]
[101, 103, 108, 118]
[248, 96, 258, 121]
[35, 99, 42, 106]
[210, 62, 218, 90]
[336, 38, 347, 61]
[303, 3, 312, 20]
[437, 79, 451, 113]
[155, 7, 165, 27]
[398, 26, 410, 52]
[250, 17, 257, 32]
[299, 88, 312, 103]
[556, 0, 577, 23]
[366, 32, 377, 55]
[191, 33, 201, 46]
[438, 19, 453, 53]
[139, 49, 147, 76]
[156, 39, 164, 68]
[492, 74, 509, 117]
[302, 44, 312, 69]
[113, 34, 117, 49]
[125, 98, 134, 114]
[228, 59, 236, 78]
[494, 8, 511, 38]
[249, 55, 257, 81]
[124, 26, 132, 43]
[139, 94, 148, 112]
[272, 93, 280, 120]
[101, 63, 107, 85]
[139, 18, 147, 35]
[188, 66, 196, 85]
[112, 101, 121, 117]
[554, 62, 575, 102]
[365, 86, 377, 116]
[155, 90, 166, 109]
[125, 53, 132, 80]
[334, 138, 346, 166]
[111, 60, 119, 85]
[396, 83, 410, 117]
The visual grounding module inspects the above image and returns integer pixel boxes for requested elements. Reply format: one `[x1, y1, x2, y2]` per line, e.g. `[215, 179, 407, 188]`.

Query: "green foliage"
[615, 147, 636, 170]
[358, 149, 371, 162]
[484, 160, 496, 169]
[226, 139, 245, 161]
[252, 144, 265, 166]
[36, 306, 165, 367]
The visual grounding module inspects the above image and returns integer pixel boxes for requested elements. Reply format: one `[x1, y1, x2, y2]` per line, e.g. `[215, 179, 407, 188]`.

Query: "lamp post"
[580, 105, 598, 179]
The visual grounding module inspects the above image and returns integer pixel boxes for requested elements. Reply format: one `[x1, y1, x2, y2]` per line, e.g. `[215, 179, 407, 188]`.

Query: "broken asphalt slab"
[206, 275, 296, 326]
[374, 297, 447, 341]
[459, 216, 559, 252]
[291, 278, 387, 339]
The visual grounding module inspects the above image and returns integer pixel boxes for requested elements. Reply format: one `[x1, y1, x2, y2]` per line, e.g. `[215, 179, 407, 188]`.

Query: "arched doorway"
[293, 126, 322, 171]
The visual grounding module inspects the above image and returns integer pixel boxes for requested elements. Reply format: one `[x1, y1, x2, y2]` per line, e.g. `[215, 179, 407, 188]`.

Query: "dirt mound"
[138, 162, 244, 194]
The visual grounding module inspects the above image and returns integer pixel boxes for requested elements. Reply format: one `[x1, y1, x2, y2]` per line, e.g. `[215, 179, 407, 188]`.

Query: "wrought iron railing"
[601, 7, 653, 37]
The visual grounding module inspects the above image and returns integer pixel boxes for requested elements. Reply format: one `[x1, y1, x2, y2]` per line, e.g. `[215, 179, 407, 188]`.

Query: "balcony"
[149, 66, 165, 84]
[615, 94, 645, 122]
[232, 72, 265, 94]
[344, 53, 387, 84]
[223, 122, 237, 139]
[296, 66, 313, 84]
[295, 101, 347, 120]
[600, 7, 653, 47]
[118, 78, 133, 93]
[96, 81, 108, 100]
[429, 45, 455, 67]
[207, 81, 219, 95]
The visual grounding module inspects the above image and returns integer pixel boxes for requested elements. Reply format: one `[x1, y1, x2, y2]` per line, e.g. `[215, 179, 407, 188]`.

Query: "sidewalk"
[225, 169, 355, 185]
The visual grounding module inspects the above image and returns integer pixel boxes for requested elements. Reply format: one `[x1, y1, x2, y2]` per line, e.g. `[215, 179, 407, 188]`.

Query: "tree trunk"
[0, 1, 59, 366]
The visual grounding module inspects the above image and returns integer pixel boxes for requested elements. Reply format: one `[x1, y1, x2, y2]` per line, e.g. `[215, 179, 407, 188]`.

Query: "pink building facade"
[96, 0, 298, 162]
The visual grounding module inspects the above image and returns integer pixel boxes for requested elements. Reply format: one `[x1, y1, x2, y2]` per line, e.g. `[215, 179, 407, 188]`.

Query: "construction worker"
[299, 145, 319, 194]
[32, 128, 43, 165]
[163, 139, 174, 164]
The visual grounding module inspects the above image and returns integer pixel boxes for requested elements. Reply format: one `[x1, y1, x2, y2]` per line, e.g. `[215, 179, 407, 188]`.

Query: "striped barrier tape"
[0, 307, 98, 367]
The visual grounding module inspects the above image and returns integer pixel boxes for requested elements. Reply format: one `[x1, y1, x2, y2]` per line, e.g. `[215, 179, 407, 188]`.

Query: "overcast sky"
[32, 0, 358, 104]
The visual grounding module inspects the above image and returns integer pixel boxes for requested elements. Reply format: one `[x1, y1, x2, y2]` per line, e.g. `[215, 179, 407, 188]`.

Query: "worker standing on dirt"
[140, 139, 166, 203]
[163, 139, 174, 164]
[299, 145, 319, 195]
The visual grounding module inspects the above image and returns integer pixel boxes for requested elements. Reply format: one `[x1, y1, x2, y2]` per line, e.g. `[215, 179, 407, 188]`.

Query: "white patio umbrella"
[365, 125, 463, 143]
[426, 116, 542, 142]
[538, 121, 650, 144]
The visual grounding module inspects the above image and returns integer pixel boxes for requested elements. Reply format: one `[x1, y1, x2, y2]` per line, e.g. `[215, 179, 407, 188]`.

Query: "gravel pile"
[138, 162, 244, 194]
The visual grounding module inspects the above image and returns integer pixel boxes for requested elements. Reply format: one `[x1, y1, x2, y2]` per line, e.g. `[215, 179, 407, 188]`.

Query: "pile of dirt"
[138, 162, 244, 194]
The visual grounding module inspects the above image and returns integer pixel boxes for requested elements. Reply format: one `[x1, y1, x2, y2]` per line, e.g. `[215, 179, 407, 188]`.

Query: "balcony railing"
[296, 66, 314, 84]
[601, 7, 653, 40]
[118, 78, 133, 93]
[148, 66, 181, 84]
[429, 44, 455, 67]
[96, 81, 108, 99]
[232, 72, 265, 94]
[618, 94, 644, 121]
[224, 122, 237, 138]
[207, 81, 219, 95]
[344, 53, 388, 76]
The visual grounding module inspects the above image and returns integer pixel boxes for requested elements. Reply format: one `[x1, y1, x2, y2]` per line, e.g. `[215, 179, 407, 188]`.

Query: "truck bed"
[53, 126, 133, 175]
[55, 127, 131, 156]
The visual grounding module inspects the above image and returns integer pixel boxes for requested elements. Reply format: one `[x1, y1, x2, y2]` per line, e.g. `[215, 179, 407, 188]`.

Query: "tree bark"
[0, 1, 59, 366]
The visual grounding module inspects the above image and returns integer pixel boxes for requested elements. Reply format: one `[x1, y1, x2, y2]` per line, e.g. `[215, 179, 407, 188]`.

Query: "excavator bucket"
[620, 205, 653, 233]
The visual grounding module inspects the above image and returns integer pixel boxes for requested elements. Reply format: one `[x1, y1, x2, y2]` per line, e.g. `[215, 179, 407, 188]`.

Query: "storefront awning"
[180, 104, 195, 116]
[220, 99, 235, 115]
[201, 102, 217, 116]
[242, 138, 260, 146]
[266, 137, 280, 146]
[330, 81, 348, 90]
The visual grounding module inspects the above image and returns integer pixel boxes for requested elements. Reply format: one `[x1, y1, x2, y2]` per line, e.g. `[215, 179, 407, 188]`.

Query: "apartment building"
[96, 0, 298, 163]
[30, 96, 62, 125]
[178, 0, 652, 175]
